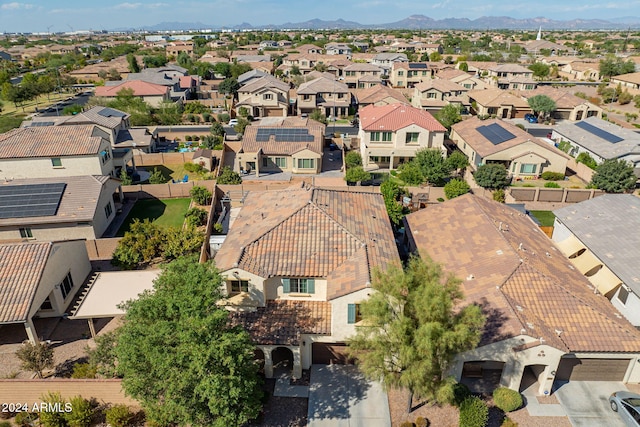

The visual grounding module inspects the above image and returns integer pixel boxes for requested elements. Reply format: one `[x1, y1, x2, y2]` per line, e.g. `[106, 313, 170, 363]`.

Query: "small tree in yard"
[444, 178, 470, 199]
[344, 166, 371, 184]
[345, 151, 363, 168]
[185, 207, 208, 227]
[527, 94, 557, 120]
[414, 148, 452, 186]
[380, 180, 406, 225]
[189, 185, 212, 205]
[576, 152, 597, 170]
[445, 150, 469, 176]
[16, 341, 54, 379]
[590, 159, 636, 193]
[474, 163, 510, 190]
[119, 168, 132, 185]
[397, 161, 424, 185]
[309, 109, 327, 125]
[217, 166, 242, 184]
[148, 168, 165, 184]
[348, 256, 485, 413]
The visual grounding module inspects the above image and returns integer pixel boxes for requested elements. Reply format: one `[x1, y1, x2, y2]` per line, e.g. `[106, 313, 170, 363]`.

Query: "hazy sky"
[1, 0, 639, 33]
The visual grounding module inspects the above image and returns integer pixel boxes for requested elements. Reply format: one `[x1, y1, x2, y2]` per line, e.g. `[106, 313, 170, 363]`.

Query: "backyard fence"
[122, 180, 216, 200]
[85, 238, 121, 261]
[508, 187, 603, 203]
[567, 158, 595, 183]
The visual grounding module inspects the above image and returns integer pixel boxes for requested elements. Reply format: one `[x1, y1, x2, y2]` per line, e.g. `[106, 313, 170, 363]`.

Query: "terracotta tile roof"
[0, 241, 52, 323]
[405, 194, 640, 353]
[360, 103, 446, 133]
[95, 80, 168, 97]
[467, 88, 530, 109]
[238, 75, 289, 94]
[451, 117, 569, 159]
[229, 300, 331, 345]
[414, 79, 468, 93]
[436, 69, 471, 80]
[0, 125, 104, 159]
[241, 122, 325, 156]
[519, 86, 595, 110]
[355, 84, 408, 105]
[215, 185, 400, 299]
[344, 63, 383, 72]
[297, 76, 349, 95]
[489, 64, 532, 73]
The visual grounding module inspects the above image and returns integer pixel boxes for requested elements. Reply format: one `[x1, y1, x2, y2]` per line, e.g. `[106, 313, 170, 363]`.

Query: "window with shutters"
[282, 278, 315, 294]
[347, 303, 363, 324]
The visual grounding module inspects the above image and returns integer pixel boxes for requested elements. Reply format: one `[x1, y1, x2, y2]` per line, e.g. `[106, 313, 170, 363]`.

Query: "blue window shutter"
[347, 304, 356, 324]
[282, 278, 290, 293]
[307, 278, 315, 294]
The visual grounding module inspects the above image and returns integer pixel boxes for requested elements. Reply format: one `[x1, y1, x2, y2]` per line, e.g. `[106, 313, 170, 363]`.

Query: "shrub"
[14, 412, 38, 427]
[202, 112, 212, 122]
[544, 182, 561, 188]
[105, 405, 133, 427]
[452, 382, 472, 407]
[344, 166, 371, 184]
[15, 341, 54, 378]
[400, 422, 415, 427]
[492, 189, 505, 203]
[185, 207, 208, 227]
[493, 387, 523, 412]
[63, 396, 94, 427]
[576, 152, 597, 170]
[541, 171, 564, 181]
[189, 186, 212, 205]
[0, 421, 11, 427]
[183, 162, 204, 173]
[501, 418, 519, 427]
[71, 362, 97, 379]
[345, 151, 362, 168]
[39, 392, 67, 427]
[444, 178, 470, 199]
[148, 168, 166, 184]
[185, 135, 193, 141]
[437, 197, 444, 202]
[415, 417, 429, 427]
[459, 396, 488, 427]
[218, 113, 230, 123]
[213, 222, 224, 234]
[217, 166, 242, 185]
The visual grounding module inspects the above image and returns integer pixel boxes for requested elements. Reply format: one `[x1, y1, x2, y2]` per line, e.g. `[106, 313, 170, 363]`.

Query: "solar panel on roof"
[29, 121, 55, 127]
[477, 123, 516, 145]
[97, 107, 126, 118]
[575, 121, 623, 144]
[0, 183, 66, 219]
[255, 128, 315, 143]
[409, 63, 428, 69]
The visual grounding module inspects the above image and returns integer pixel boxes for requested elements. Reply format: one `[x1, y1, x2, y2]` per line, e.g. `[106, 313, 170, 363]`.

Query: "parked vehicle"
[610, 391, 640, 426]
[524, 113, 538, 123]
[228, 119, 238, 126]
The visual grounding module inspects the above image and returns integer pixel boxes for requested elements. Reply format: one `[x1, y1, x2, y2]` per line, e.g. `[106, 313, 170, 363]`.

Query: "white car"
[228, 119, 238, 126]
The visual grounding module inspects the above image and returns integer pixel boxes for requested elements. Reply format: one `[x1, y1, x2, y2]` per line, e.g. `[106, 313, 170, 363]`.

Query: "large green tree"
[116, 257, 263, 427]
[414, 149, 451, 186]
[434, 104, 462, 131]
[527, 94, 556, 119]
[348, 256, 484, 413]
[590, 159, 636, 193]
[473, 163, 510, 189]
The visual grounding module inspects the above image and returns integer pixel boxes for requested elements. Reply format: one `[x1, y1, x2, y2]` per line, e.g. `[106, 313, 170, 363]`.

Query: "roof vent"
[496, 250, 503, 255]
[526, 322, 534, 329]
[555, 329, 563, 336]
[545, 252, 551, 257]
[516, 305, 524, 312]
[518, 243, 523, 251]
[466, 274, 474, 281]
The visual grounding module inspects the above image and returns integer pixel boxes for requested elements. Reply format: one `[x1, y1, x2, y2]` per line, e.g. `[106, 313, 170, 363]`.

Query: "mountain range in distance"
[120, 14, 640, 32]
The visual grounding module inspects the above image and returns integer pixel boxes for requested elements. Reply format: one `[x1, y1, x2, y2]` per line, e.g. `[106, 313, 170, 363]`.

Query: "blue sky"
[0, 0, 639, 33]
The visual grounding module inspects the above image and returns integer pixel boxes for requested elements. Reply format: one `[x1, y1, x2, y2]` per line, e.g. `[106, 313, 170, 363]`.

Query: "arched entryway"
[272, 346, 294, 377]
[254, 348, 265, 374]
[519, 364, 547, 393]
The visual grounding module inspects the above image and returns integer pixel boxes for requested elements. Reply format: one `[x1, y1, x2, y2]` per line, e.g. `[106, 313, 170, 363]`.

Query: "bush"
[493, 387, 523, 412]
[415, 417, 429, 427]
[39, 392, 68, 427]
[71, 362, 97, 379]
[444, 178, 470, 199]
[345, 151, 363, 168]
[105, 405, 133, 427]
[541, 171, 564, 181]
[452, 382, 472, 407]
[213, 222, 224, 234]
[0, 421, 11, 427]
[492, 189, 505, 203]
[218, 113, 230, 123]
[400, 423, 415, 427]
[185, 207, 208, 227]
[14, 412, 38, 427]
[184, 162, 205, 173]
[459, 396, 488, 427]
[344, 166, 371, 184]
[544, 182, 561, 188]
[148, 168, 166, 184]
[189, 186, 212, 205]
[185, 135, 193, 141]
[64, 396, 94, 427]
[501, 418, 519, 427]
[576, 152, 597, 170]
[217, 166, 242, 184]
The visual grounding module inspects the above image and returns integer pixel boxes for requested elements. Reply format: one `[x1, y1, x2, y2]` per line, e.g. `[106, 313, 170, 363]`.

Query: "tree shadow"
[477, 299, 513, 346]
[307, 364, 372, 421]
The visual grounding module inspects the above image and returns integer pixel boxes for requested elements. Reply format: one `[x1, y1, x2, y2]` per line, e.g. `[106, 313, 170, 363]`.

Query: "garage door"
[312, 343, 355, 365]
[555, 358, 630, 381]
[264, 108, 284, 117]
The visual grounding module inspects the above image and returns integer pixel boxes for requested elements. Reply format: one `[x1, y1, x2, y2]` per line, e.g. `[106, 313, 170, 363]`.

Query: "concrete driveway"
[307, 364, 391, 427]
[554, 381, 628, 427]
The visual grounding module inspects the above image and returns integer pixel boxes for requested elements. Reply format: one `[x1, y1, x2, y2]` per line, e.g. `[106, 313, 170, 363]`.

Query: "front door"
[246, 162, 256, 173]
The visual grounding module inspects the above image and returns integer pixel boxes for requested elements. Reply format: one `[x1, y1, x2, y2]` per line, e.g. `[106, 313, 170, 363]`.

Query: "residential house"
[0, 240, 92, 344]
[296, 76, 351, 117]
[524, 39, 570, 56]
[342, 63, 384, 89]
[559, 61, 600, 81]
[389, 62, 432, 88]
[325, 43, 352, 57]
[166, 41, 194, 57]
[354, 84, 407, 108]
[550, 116, 640, 176]
[463, 61, 498, 76]
[68, 56, 133, 82]
[521, 87, 602, 121]
[95, 80, 170, 107]
[451, 117, 569, 177]
[214, 184, 399, 377]
[0, 175, 123, 242]
[0, 125, 116, 179]
[124, 65, 193, 101]
[610, 72, 640, 91]
[552, 195, 640, 326]
[292, 44, 323, 55]
[371, 52, 408, 74]
[259, 40, 278, 49]
[234, 118, 325, 175]
[404, 194, 640, 394]
[467, 88, 530, 119]
[236, 75, 290, 118]
[437, 69, 486, 91]
[238, 69, 271, 86]
[280, 54, 348, 76]
[487, 64, 534, 80]
[411, 79, 469, 114]
[358, 103, 446, 171]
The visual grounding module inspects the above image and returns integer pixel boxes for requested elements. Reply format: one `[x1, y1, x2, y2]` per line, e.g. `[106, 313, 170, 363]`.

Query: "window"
[347, 303, 363, 324]
[59, 272, 74, 300]
[422, 71, 427, 76]
[618, 286, 629, 305]
[100, 150, 111, 164]
[51, 158, 62, 167]
[104, 202, 113, 219]
[405, 133, 419, 144]
[337, 93, 344, 99]
[40, 297, 53, 311]
[398, 81, 403, 87]
[19, 228, 33, 239]
[303, 94, 311, 101]
[370, 131, 392, 142]
[275, 157, 287, 168]
[369, 156, 391, 164]
[519, 163, 537, 174]
[263, 93, 273, 100]
[427, 92, 437, 99]
[282, 278, 315, 294]
[230, 280, 249, 293]
[398, 71, 404, 76]
[297, 158, 315, 169]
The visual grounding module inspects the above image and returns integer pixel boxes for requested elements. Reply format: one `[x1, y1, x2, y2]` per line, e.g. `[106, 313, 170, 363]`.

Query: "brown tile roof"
[354, 84, 408, 105]
[0, 176, 118, 227]
[241, 123, 325, 156]
[467, 88, 530, 109]
[95, 80, 168, 97]
[0, 241, 52, 323]
[0, 125, 104, 159]
[451, 117, 569, 159]
[297, 76, 349, 95]
[405, 194, 640, 353]
[360, 103, 447, 133]
[228, 300, 331, 345]
[62, 106, 130, 129]
[519, 86, 595, 110]
[215, 185, 400, 299]
[239, 75, 289, 94]
[414, 79, 468, 93]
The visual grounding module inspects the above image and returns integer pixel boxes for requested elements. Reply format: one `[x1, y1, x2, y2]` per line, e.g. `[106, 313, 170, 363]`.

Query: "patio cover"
[570, 250, 602, 275]
[555, 235, 585, 258]
[588, 266, 622, 296]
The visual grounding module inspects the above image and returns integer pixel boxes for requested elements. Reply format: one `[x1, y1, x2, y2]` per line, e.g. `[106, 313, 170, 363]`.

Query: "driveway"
[554, 381, 628, 427]
[307, 364, 391, 427]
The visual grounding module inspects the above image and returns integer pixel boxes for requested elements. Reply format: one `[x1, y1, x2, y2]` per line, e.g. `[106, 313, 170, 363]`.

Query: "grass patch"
[529, 210, 555, 227]
[143, 164, 214, 182]
[0, 114, 25, 133]
[116, 198, 191, 236]
[0, 92, 71, 116]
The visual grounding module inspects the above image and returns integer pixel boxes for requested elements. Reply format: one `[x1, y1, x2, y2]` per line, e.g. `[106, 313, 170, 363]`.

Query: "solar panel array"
[409, 63, 428, 69]
[575, 121, 623, 144]
[98, 107, 127, 118]
[255, 128, 315, 143]
[477, 123, 517, 145]
[29, 121, 56, 127]
[0, 183, 66, 219]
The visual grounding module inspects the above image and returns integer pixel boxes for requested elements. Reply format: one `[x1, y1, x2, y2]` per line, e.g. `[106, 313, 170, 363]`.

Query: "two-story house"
[411, 79, 469, 114]
[467, 88, 531, 119]
[389, 62, 432, 88]
[95, 80, 171, 108]
[324, 43, 352, 57]
[354, 84, 407, 108]
[0, 125, 116, 180]
[296, 76, 351, 118]
[214, 184, 400, 377]
[342, 63, 384, 89]
[235, 75, 291, 118]
[358, 103, 447, 171]
[371, 52, 408, 75]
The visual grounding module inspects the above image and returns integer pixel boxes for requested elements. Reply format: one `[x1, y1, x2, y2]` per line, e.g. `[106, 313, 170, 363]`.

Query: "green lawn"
[116, 198, 191, 236]
[143, 164, 214, 182]
[529, 210, 556, 227]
